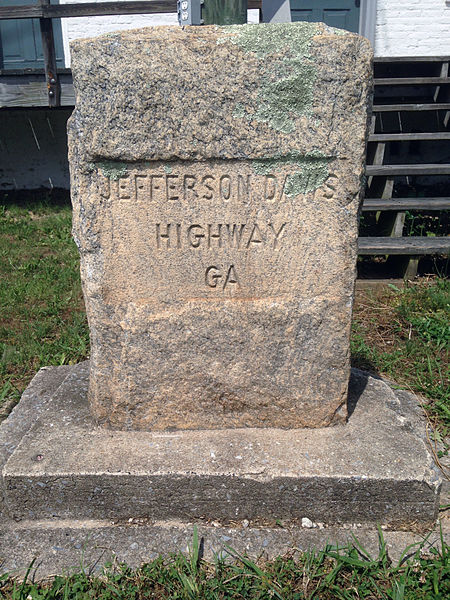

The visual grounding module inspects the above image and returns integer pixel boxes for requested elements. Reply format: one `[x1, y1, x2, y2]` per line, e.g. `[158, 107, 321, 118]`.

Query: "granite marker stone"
[68, 23, 373, 430]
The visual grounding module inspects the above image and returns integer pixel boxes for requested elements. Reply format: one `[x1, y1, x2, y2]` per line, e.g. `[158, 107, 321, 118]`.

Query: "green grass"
[0, 528, 449, 599]
[0, 193, 89, 415]
[1, 195, 448, 435]
[0, 196, 448, 597]
[352, 279, 449, 437]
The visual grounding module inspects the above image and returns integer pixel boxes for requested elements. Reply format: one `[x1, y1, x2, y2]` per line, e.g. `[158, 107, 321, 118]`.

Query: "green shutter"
[290, 0, 360, 33]
[0, 0, 64, 69]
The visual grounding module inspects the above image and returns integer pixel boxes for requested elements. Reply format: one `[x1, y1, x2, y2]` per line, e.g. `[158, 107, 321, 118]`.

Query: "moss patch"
[219, 23, 319, 133]
[219, 22, 317, 58]
[97, 161, 128, 180]
[232, 103, 246, 119]
[252, 151, 331, 196]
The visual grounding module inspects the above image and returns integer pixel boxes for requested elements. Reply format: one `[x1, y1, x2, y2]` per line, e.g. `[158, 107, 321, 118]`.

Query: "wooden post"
[39, 0, 61, 107]
[202, 0, 247, 25]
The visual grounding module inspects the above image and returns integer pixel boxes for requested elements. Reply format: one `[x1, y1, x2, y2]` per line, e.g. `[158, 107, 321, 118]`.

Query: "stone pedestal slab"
[0, 364, 441, 550]
[1, 519, 448, 580]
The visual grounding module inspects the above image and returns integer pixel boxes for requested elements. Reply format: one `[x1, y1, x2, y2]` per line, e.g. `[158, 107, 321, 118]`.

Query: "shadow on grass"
[0, 188, 71, 211]
[348, 358, 383, 419]
[350, 352, 380, 378]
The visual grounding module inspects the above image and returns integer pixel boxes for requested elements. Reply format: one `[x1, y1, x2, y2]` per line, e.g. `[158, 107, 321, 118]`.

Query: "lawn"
[0, 528, 449, 599]
[0, 193, 88, 419]
[1, 192, 448, 435]
[352, 279, 449, 438]
[0, 192, 448, 598]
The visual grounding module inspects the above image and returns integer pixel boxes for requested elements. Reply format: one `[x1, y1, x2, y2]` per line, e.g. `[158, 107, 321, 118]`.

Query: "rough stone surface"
[0, 363, 446, 577]
[0, 365, 71, 521]
[0, 363, 441, 532]
[1, 519, 448, 580]
[68, 23, 373, 430]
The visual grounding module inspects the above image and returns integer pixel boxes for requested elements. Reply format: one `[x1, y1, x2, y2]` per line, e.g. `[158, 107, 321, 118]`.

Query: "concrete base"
[0, 362, 444, 577]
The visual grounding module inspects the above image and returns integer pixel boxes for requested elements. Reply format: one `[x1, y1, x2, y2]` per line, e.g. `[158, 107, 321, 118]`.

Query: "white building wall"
[374, 0, 450, 57]
[61, 0, 260, 67]
[60, 1, 450, 62]
[2, 2, 449, 190]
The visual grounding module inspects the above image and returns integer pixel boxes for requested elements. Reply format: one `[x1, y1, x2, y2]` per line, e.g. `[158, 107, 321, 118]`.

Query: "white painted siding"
[374, 0, 450, 57]
[60, 0, 177, 67]
[60, 1, 450, 62]
[61, 0, 260, 67]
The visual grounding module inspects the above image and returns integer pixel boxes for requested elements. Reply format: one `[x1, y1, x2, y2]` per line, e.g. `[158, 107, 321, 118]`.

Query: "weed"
[0, 529, 448, 599]
[0, 195, 449, 599]
[352, 278, 449, 436]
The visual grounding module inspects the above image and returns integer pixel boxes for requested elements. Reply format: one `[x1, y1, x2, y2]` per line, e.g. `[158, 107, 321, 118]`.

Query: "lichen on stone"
[326, 26, 348, 36]
[97, 161, 128, 180]
[218, 22, 319, 133]
[218, 22, 317, 58]
[252, 151, 332, 196]
[232, 103, 246, 119]
[283, 164, 329, 196]
[164, 164, 173, 174]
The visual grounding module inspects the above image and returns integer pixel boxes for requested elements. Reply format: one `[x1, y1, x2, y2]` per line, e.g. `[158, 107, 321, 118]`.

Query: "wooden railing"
[361, 56, 450, 277]
[1, 8, 449, 275]
[0, 0, 261, 18]
[0, 1, 262, 106]
[1, 1, 171, 19]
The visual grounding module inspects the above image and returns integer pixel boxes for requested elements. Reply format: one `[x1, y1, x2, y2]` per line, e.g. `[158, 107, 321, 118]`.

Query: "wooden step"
[372, 103, 450, 112]
[362, 197, 450, 211]
[358, 237, 450, 255]
[374, 56, 450, 63]
[366, 164, 450, 176]
[369, 132, 450, 142]
[374, 77, 450, 85]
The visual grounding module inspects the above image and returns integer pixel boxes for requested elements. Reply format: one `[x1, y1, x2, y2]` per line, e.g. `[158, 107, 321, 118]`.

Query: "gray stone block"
[0, 363, 441, 528]
[1, 519, 447, 580]
[0, 365, 71, 520]
[0, 363, 445, 577]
